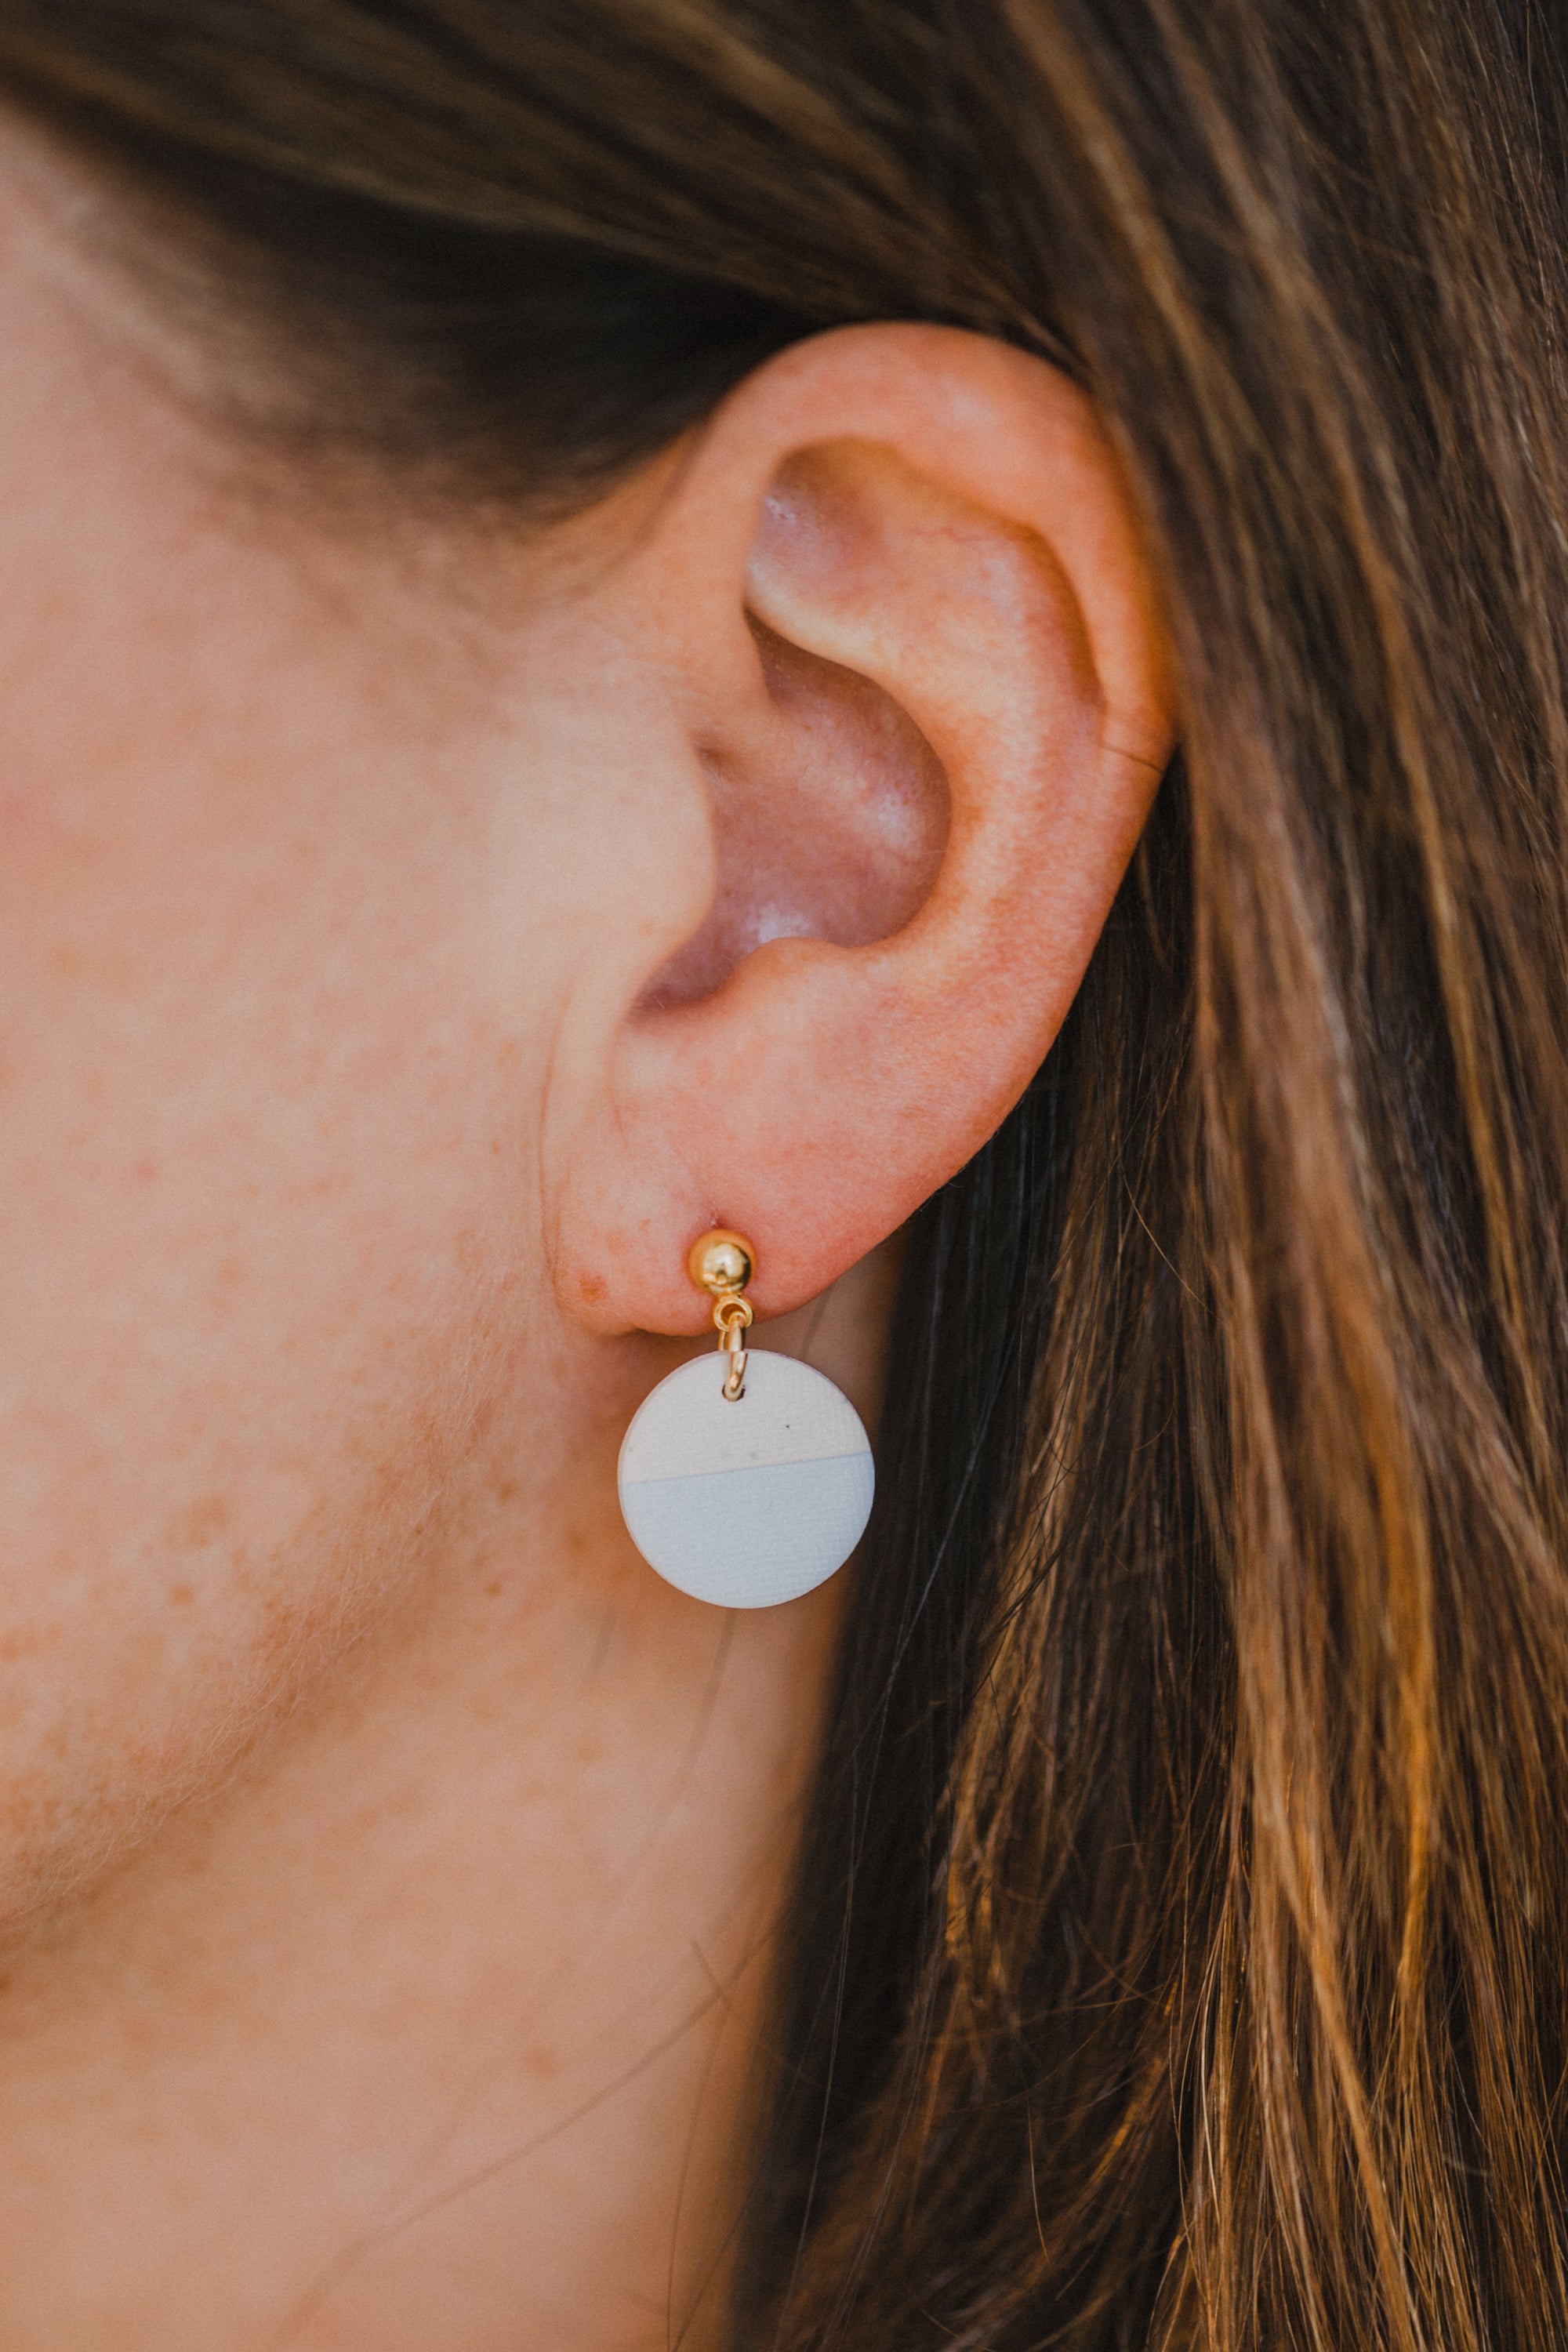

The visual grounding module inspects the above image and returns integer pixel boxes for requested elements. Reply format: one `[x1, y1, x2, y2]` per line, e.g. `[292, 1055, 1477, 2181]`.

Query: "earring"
[617, 1230, 875, 1609]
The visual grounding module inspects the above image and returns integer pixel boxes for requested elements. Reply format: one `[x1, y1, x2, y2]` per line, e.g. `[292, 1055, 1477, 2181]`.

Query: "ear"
[553, 324, 1176, 1334]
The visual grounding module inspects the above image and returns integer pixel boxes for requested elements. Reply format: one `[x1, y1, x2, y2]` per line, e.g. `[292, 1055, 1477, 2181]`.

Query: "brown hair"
[4, 2, 1568, 2343]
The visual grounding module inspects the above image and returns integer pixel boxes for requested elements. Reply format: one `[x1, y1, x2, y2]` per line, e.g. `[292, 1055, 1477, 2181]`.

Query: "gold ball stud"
[687, 1229, 755, 1298]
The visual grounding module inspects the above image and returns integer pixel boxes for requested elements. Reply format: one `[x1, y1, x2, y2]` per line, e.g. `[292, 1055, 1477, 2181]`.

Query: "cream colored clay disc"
[618, 1348, 874, 1609]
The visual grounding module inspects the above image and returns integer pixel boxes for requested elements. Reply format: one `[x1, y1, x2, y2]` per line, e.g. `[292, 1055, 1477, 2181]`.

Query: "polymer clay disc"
[617, 1348, 875, 1609]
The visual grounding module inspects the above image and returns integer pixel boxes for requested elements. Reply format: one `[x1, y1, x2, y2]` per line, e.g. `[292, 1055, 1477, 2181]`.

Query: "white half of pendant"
[618, 1348, 875, 1609]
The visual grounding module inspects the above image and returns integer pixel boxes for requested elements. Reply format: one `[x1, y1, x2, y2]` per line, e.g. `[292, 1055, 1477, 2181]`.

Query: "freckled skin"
[0, 136, 860, 2351]
[0, 114, 1171, 2352]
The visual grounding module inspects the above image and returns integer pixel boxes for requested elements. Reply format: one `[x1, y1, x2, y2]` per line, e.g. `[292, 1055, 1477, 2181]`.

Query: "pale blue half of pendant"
[618, 1349, 875, 1608]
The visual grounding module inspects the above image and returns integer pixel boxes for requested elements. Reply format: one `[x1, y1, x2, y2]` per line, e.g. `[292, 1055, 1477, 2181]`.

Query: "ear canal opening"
[640, 615, 949, 1011]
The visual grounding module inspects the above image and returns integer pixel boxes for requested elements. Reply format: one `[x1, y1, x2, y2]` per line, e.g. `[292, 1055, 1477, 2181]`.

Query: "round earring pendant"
[618, 1349, 875, 1609]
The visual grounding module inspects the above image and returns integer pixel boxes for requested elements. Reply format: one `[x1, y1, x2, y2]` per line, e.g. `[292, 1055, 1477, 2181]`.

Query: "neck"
[0, 1260, 897, 2350]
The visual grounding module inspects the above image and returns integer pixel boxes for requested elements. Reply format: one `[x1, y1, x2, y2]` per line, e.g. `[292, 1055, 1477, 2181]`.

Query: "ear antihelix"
[617, 1229, 874, 1608]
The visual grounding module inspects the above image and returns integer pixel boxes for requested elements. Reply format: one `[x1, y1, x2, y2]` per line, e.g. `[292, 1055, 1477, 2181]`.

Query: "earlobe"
[554, 324, 1177, 1338]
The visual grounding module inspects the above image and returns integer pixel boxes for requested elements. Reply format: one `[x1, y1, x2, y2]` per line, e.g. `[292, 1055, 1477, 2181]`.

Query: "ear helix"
[616, 1229, 875, 1609]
